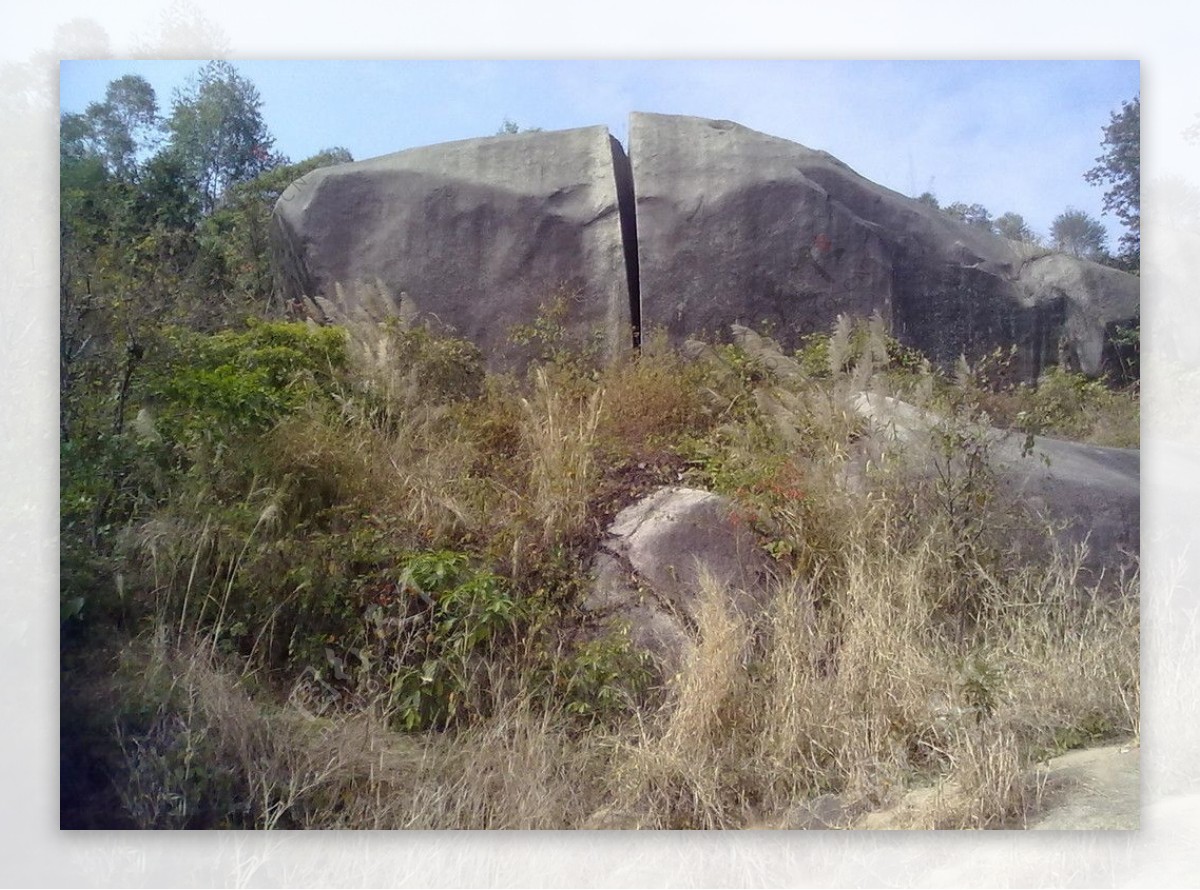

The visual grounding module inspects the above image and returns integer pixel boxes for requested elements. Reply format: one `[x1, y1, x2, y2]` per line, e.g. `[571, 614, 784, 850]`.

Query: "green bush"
[382, 550, 525, 730]
[143, 320, 347, 446]
[556, 629, 653, 723]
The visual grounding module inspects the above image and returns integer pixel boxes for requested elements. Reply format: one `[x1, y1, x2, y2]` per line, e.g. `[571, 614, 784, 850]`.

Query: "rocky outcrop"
[270, 126, 635, 370]
[629, 112, 1138, 380]
[629, 114, 895, 350]
[853, 391, 1139, 584]
[581, 486, 774, 673]
[270, 113, 1138, 380]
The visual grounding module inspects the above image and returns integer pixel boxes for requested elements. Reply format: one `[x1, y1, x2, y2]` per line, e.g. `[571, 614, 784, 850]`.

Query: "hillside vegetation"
[61, 303, 1139, 830]
[59, 67, 1140, 829]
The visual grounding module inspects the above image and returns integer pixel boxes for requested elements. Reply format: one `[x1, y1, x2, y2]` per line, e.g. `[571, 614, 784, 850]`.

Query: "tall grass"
[67, 314, 1138, 830]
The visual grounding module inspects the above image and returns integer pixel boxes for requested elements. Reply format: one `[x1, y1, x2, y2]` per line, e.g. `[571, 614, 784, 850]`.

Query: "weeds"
[62, 310, 1138, 831]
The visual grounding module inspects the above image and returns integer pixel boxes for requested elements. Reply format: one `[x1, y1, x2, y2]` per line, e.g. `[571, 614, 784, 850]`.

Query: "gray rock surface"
[581, 486, 773, 673]
[271, 126, 635, 369]
[1027, 742, 1139, 830]
[630, 113, 893, 351]
[271, 113, 1137, 380]
[853, 391, 1139, 584]
[629, 112, 1138, 379]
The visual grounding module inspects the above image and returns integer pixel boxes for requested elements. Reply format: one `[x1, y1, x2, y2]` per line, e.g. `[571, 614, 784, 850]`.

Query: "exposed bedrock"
[581, 486, 775, 675]
[628, 112, 1139, 379]
[270, 126, 634, 370]
[853, 391, 1139, 587]
[270, 113, 1139, 379]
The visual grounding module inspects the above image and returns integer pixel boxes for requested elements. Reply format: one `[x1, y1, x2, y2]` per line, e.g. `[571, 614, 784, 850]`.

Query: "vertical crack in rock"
[269, 113, 1137, 379]
[608, 134, 641, 348]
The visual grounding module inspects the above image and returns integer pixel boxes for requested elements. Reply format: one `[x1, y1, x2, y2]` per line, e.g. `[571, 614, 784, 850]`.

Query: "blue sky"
[61, 59, 1139, 250]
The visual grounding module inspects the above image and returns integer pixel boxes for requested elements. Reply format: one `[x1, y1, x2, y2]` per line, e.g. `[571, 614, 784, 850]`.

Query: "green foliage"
[798, 313, 926, 381]
[959, 653, 1005, 724]
[1050, 207, 1108, 260]
[1085, 95, 1140, 267]
[379, 322, 485, 403]
[197, 148, 353, 308]
[509, 289, 606, 379]
[994, 211, 1039, 244]
[1010, 366, 1139, 447]
[60, 74, 161, 177]
[384, 551, 525, 731]
[143, 320, 348, 445]
[943, 202, 994, 233]
[496, 118, 543, 135]
[166, 60, 281, 214]
[557, 629, 652, 722]
[1109, 319, 1140, 383]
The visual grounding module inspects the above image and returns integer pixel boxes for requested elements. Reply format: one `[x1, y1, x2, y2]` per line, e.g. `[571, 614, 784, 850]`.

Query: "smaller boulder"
[581, 486, 774, 674]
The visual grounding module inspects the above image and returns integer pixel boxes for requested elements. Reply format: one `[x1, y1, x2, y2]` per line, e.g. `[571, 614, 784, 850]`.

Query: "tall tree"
[943, 201, 994, 233]
[1084, 95, 1139, 268]
[60, 75, 161, 178]
[166, 61, 280, 214]
[197, 147, 353, 315]
[1050, 208, 1108, 260]
[994, 211, 1038, 244]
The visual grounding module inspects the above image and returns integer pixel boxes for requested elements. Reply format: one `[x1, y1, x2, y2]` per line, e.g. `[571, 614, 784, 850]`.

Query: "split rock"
[271, 126, 635, 370]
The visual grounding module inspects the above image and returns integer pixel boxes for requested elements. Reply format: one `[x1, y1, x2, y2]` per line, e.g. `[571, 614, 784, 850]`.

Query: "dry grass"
[593, 513, 1138, 830]
[80, 318, 1138, 831]
[519, 367, 605, 549]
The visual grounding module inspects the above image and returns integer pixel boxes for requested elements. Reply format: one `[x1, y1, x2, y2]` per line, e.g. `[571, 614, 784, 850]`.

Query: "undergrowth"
[61, 310, 1139, 830]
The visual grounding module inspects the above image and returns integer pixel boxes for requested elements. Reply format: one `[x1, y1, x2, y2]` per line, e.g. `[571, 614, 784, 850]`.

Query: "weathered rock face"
[270, 126, 635, 369]
[629, 113, 895, 347]
[853, 391, 1139, 585]
[271, 112, 1138, 380]
[629, 112, 1138, 379]
[581, 486, 774, 673]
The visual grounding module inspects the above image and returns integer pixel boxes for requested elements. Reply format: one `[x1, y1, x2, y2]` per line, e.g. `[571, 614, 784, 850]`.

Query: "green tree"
[197, 148, 353, 314]
[915, 191, 940, 209]
[994, 211, 1038, 244]
[60, 75, 161, 177]
[166, 61, 280, 214]
[1084, 95, 1139, 268]
[1050, 208, 1108, 260]
[495, 118, 542, 135]
[943, 202, 994, 233]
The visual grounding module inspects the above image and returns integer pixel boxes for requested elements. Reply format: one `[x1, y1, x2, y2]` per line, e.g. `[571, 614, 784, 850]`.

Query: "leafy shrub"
[509, 288, 608, 379]
[142, 319, 347, 447]
[381, 550, 525, 730]
[556, 629, 652, 723]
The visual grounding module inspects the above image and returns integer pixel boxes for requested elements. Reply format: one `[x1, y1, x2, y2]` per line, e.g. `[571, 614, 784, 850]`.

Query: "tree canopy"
[166, 61, 281, 214]
[1050, 208, 1108, 260]
[1084, 95, 1139, 268]
[994, 212, 1038, 244]
[942, 202, 994, 232]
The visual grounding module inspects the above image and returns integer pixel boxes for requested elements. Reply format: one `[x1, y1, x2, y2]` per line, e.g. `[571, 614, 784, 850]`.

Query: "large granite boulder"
[271, 112, 1138, 380]
[629, 112, 1139, 380]
[270, 126, 636, 370]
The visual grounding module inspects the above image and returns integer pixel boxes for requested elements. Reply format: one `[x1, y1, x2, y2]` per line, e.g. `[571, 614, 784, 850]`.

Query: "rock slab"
[629, 112, 1139, 379]
[853, 391, 1139, 584]
[271, 126, 635, 369]
[271, 113, 1139, 380]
